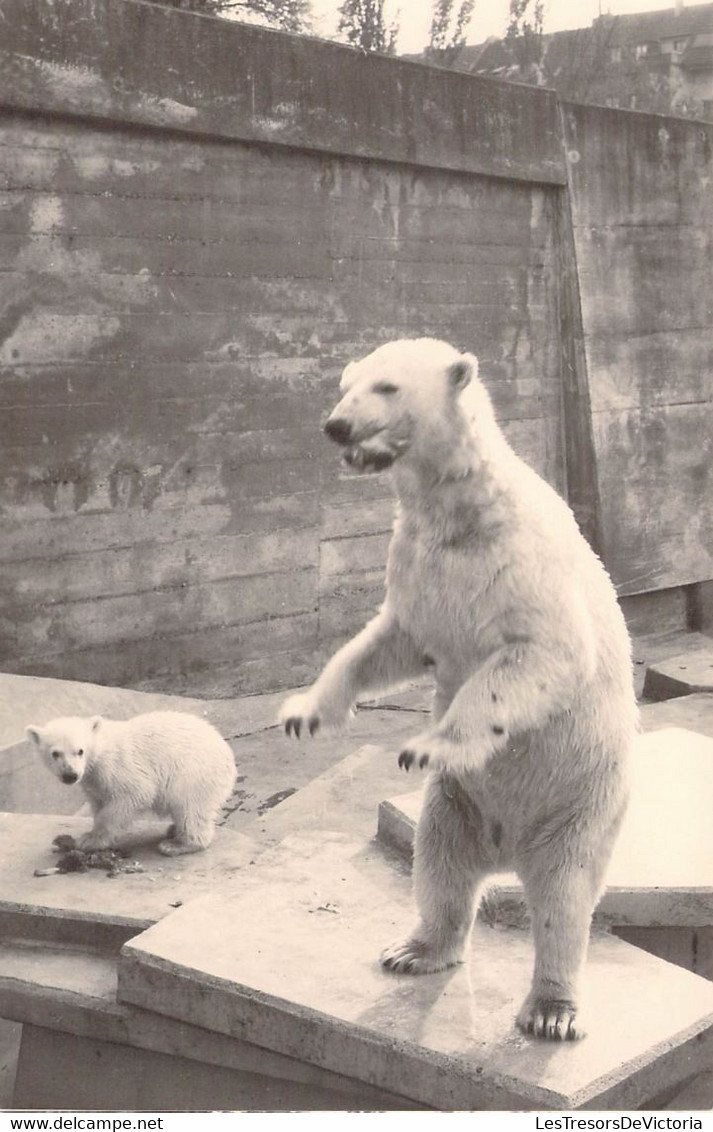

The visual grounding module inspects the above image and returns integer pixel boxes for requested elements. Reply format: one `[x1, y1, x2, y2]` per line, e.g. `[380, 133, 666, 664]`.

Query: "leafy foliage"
[427, 0, 476, 62]
[337, 0, 398, 54]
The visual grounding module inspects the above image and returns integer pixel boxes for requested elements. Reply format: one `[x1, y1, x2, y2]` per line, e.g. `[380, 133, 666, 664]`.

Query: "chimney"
[675, 0, 684, 14]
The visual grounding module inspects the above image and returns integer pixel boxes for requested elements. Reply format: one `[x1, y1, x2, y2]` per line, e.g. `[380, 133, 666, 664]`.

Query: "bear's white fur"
[280, 338, 637, 1041]
[27, 711, 237, 856]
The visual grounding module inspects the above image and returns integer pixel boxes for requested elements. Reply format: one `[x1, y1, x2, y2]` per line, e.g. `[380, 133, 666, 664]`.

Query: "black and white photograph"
[0, 0, 712, 1117]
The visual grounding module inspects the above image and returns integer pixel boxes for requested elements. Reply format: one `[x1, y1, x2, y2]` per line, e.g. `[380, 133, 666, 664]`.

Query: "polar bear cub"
[27, 711, 237, 856]
[281, 338, 637, 1041]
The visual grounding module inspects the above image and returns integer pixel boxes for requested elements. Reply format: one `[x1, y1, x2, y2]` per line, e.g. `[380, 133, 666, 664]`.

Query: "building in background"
[414, 3, 713, 120]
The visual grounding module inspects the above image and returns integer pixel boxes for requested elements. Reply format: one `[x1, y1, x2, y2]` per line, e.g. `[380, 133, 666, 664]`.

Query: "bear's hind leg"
[159, 805, 217, 856]
[381, 773, 493, 975]
[516, 846, 608, 1041]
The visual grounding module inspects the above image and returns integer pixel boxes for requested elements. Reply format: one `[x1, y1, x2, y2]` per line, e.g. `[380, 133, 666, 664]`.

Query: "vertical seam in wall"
[553, 101, 605, 560]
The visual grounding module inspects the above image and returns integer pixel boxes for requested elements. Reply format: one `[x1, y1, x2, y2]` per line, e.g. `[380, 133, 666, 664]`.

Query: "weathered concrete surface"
[0, 812, 255, 945]
[640, 694, 713, 737]
[118, 832, 713, 1111]
[562, 103, 713, 597]
[1, 3, 711, 698]
[378, 727, 713, 930]
[0, 0, 566, 185]
[643, 650, 713, 701]
[0, 93, 563, 694]
[0, 942, 417, 1110]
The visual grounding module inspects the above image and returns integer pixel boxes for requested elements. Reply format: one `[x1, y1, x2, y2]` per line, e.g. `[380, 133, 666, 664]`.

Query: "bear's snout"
[324, 417, 353, 445]
[61, 770, 79, 785]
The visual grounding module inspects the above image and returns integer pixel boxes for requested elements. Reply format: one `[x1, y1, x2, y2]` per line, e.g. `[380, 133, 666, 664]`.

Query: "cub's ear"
[447, 353, 478, 392]
[26, 726, 43, 746]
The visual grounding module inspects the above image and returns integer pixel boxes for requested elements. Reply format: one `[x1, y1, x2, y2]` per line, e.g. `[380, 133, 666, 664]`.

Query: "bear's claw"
[398, 749, 429, 771]
[381, 938, 459, 975]
[516, 997, 585, 1041]
[284, 716, 320, 739]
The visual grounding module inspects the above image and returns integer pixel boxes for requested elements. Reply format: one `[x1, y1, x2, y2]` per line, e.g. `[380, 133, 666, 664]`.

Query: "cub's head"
[324, 339, 478, 473]
[26, 716, 101, 785]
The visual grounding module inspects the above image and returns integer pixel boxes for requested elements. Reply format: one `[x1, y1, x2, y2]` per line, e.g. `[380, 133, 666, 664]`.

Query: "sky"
[309, 0, 693, 53]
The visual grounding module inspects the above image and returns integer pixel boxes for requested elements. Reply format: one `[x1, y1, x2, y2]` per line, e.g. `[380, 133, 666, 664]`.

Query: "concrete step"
[117, 830, 713, 1111]
[241, 741, 414, 850]
[641, 694, 713, 738]
[378, 726, 713, 934]
[643, 649, 713, 701]
[0, 938, 409, 1111]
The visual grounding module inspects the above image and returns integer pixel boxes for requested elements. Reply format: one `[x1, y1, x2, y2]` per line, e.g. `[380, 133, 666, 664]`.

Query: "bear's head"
[324, 338, 484, 474]
[26, 716, 102, 785]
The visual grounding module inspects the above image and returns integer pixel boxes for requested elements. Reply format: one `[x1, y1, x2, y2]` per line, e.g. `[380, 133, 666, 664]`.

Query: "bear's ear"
[26, 725, 43, 746]
[447, 354, 478, 392]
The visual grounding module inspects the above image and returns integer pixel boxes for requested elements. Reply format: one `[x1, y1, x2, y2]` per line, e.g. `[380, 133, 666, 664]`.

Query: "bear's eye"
[51, 750, 61, 760]
[373, 381, 399, 396]
[77, 749, 84, 757]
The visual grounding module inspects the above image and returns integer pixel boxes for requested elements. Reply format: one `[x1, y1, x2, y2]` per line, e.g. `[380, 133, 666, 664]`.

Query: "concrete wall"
[0, 0, 711, 695]
[562, 104, 713, 598]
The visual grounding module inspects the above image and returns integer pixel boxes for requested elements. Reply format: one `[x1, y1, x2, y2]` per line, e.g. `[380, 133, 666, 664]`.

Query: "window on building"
[635, 43, 648, 58]
[610, 45, 622, 62]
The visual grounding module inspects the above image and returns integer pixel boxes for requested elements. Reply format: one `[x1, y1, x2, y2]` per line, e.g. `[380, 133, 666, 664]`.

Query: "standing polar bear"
[28, 711, 237, 856]
[280, 338, 637, 1041]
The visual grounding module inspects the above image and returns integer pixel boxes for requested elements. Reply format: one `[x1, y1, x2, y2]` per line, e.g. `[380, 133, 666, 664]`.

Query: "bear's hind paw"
[516, 996, 586, 1041]
[380, 938, 460, 975]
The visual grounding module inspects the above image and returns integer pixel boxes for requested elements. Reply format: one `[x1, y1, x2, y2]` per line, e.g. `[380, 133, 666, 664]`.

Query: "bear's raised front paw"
[516, 995, 585, 1041]
[397, 730, 450, 773]
[380, 937, 461, 975]
[278, 691, 322, 739]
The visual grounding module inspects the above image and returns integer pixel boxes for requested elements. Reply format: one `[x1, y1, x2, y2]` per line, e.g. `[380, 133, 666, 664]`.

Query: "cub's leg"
[381, 772, 492, 974]
[159, 805, 217, 856]
[280, 609, 428, 737]
[516, 834, 614, 1041]
[78, 799, 136, 850]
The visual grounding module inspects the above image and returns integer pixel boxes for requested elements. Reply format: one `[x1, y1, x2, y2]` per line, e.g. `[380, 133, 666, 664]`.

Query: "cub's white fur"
[27, 711, 237, 856]
[280, 338, 637, 1041]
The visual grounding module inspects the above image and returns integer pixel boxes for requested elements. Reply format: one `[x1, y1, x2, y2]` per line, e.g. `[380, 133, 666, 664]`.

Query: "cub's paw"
[77, 831, 112, 852]
[397, 730, 451, 773]
[516, 995, 586, 1041]
[380, 937, 461, 975]
[278, 691, 323, 739]
[158, 838, 202, 856]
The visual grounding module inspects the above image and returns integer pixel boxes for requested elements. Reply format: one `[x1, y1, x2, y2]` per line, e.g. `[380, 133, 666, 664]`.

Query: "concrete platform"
[643, 650, 713, 701]
[117, 831, 713, 1111]
[0, 939, 416, 1110]
[378, 727, 713, 931]
[641, 694, 713, 738]
[0, 812, 256, 946]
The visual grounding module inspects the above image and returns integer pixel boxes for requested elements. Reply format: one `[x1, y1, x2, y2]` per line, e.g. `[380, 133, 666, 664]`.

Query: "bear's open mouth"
[343, 444, 395, 472]
[340, 428, 400, 473]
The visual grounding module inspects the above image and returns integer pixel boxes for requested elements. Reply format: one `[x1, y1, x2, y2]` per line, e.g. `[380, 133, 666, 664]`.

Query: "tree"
[505, 0, 545, 82]
[427, 0, 476, 64]
[155, 0, 312, 34]
[337, 0, 399, 54]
